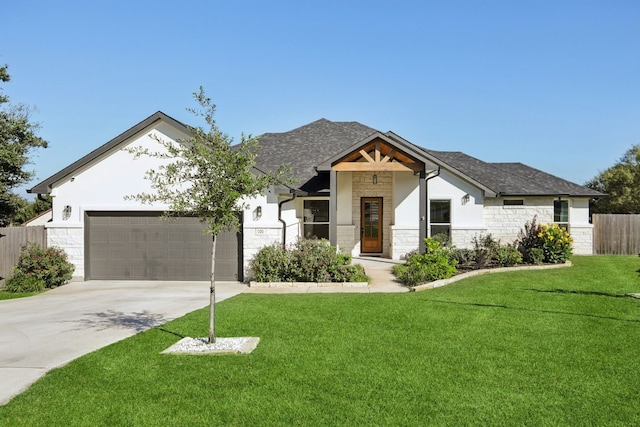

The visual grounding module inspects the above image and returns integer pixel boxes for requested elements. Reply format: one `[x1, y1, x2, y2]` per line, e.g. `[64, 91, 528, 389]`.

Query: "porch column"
[419, 170, 426, 253]
[329, 169, 337, 246]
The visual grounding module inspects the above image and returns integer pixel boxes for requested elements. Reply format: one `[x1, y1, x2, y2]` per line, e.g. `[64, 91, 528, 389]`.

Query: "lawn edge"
[411, 261, 573, 292]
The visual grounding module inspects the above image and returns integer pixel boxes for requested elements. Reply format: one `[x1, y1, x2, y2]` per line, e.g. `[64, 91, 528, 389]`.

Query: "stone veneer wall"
[337, 225, 357, 256]
[242, 223, 291, 280]
[390, 226, 419, 259]
[450, 228, 488, 249]
[568, 225, 594, 255]
[351, 171, 393, 257]
[47, 226, 84, 279]
[483, 198, 554, 244]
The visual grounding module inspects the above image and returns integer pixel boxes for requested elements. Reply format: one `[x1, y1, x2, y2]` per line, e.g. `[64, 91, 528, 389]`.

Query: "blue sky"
[2, 0, 639, 198]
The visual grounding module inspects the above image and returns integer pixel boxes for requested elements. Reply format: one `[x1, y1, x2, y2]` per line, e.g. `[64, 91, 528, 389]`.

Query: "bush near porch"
[393, 216, 573, 286]
[249, 239, 368, 283]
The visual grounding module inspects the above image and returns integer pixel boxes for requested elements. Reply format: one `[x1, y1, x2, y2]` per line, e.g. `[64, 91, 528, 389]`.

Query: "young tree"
[586, 144, 640, 214]
[0, 65, 48, 225]
[127, 88, 289, 343]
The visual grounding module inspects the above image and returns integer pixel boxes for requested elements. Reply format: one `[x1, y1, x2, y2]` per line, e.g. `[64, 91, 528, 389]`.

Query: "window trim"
[429, 199, 451, 239]
[302, 198, 330, 240]
[554, 199, 569, 230]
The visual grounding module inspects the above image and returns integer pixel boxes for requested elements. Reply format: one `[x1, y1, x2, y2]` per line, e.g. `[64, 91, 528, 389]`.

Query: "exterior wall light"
[254, 206, 262, 221]
[373, 174, 378, 185]
[62, 205, 72, 220]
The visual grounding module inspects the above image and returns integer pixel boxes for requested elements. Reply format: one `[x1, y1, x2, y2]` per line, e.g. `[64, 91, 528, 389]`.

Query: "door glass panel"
[364, 201, 379, 238]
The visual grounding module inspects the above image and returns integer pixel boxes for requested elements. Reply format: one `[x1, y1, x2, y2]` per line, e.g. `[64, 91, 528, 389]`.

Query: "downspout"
[426, 166, 441, 183]
[424, 166, 441, 242]
[278, 191, 297, 250]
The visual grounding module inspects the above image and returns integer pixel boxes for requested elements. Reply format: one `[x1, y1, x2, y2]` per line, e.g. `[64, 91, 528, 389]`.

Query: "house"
[21, 208, 52, 226]
[28, 112, 603, 282]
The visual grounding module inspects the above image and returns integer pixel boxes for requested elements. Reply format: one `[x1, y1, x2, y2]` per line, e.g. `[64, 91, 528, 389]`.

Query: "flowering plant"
[538, 224, 573, 263]
[11, 243, 75, 288]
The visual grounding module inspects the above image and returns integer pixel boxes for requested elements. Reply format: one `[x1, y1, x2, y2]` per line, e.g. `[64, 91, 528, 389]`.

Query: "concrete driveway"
[0, 280, 246, 405]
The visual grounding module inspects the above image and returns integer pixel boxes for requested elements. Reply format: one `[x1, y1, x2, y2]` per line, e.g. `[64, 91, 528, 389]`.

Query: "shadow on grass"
[526, 288, 628, 298]
[157, 327, 186, 339]
[77, 310, 168, 332]
[426, 299, 640, 323]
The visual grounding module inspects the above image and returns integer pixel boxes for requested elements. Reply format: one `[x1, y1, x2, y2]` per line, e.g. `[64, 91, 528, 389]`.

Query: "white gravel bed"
[161, 336, 260, 355]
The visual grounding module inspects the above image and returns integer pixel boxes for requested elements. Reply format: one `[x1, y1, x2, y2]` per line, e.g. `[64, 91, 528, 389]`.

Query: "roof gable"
[255, 118, 378, 189]
[29, 111, 189, 194]
[316, 132, 436, 173]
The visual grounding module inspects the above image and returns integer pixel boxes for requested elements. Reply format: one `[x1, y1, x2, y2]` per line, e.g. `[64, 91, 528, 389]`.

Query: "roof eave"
[494, 192, 604, 198]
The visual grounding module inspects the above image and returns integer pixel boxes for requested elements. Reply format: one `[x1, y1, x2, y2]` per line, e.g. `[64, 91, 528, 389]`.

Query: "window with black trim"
[554, 200, 569, 230]
[503, 199, 524, 206]
[430, 200, 451, 239]
[303, 199, 329, 239]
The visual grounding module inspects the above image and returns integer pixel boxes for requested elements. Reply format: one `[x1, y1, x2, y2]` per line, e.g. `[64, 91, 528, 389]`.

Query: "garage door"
[85, 212, 242, 281]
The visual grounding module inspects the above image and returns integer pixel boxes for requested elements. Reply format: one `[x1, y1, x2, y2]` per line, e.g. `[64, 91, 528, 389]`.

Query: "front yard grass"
[1, 256, 639, 426]
[0, 291, 40, 300]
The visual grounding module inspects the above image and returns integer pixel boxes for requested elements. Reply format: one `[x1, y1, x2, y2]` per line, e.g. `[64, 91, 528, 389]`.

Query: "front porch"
[315, 133, 438, 260]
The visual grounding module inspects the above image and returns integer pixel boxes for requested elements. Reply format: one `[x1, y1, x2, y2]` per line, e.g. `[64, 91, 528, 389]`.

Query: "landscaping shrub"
[3, 274, 45, 293]
[449, 248, 476, 268]
[515, 217, 572, 264]
[10, 243, 74, 290]
[288, 239, 340, 282]
[538, 223, 573, 263]
[516, 216, 544, 263]
[529, 247, 544, 265]
[333, 263, 369, 283]
[496, 245, 523, 267]
[250, 239, 368, 283]
[248, 243, 291, 282]
[431, 233, 450, 247]
[392, 238, 457, 286]
[472, 234, 500, 268]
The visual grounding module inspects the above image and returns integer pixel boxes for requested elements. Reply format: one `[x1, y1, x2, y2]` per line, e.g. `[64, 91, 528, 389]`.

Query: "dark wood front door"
[361, 197, 383, 253]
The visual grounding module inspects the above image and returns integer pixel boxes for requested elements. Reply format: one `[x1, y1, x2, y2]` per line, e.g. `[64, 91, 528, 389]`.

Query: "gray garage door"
[85, 211, 242, 281]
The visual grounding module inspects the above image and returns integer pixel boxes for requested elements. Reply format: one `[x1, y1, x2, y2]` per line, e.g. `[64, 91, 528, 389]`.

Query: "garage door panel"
[86, 212, 241, 281]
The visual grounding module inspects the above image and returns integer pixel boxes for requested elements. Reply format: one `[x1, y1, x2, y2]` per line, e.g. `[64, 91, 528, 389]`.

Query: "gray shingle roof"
[255, 118, 378, 192]
[256, 118, 604, 198]
[424, 150, 603, 197]
[29, 113, 604, 199]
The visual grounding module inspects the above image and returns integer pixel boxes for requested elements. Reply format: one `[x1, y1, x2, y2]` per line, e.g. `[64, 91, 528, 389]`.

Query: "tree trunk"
[209, 234, 217, 344]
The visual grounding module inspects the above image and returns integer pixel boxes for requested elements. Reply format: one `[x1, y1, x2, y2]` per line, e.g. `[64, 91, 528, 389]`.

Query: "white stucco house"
[28, 112, 603, 282]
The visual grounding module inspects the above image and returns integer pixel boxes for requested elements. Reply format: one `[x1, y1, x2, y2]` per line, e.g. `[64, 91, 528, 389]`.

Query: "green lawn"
[0, 291, 39, 300]
[2, 256, 639, 426]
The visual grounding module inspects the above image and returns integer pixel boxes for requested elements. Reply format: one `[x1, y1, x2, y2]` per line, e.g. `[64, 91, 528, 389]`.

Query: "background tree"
[586, 144, 640, 214]
[12, 194, 52, 225]
[0, 65, 48, 226]
[127, 88, 289, 343]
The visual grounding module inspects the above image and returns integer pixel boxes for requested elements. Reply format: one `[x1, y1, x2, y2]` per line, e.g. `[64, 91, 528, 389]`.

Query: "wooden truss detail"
[333, 139, 423, 172]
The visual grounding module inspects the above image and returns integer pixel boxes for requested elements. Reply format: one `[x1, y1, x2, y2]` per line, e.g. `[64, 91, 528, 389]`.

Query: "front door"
[361, 197, 383, 253]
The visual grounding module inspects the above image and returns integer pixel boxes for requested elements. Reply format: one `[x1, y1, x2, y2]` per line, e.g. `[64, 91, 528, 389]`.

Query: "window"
[430, 200, 451, 239]
[554, 200, 569, 230]
[503, 199, 524, 206]
[303, 199, 329, 239]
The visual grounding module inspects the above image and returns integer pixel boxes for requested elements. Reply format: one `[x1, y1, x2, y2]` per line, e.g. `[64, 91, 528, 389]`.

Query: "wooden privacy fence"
[0, 226, 47, 281]
[592, 214, 640, 255]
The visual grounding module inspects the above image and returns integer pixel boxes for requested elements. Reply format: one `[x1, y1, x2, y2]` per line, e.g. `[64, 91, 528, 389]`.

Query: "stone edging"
[249, 281, 369, 288]
[410, 261, 573, 292]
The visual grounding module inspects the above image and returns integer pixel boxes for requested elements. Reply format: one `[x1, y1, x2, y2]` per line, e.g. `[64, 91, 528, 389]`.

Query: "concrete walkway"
[0, 280, 245, 405]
